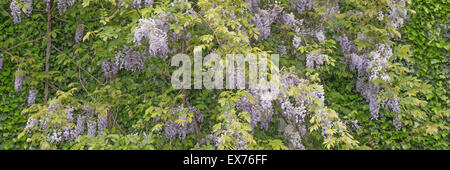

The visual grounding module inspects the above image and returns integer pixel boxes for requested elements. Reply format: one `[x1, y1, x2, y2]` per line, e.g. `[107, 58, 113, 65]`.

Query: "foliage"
[0, 0, 448, 150]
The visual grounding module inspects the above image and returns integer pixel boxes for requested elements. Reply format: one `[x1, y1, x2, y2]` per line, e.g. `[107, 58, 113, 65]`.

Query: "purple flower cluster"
[387, 0, 407, 29]
[62, 126, 75, 141]
[49, 130, 62, 144]
[67, 0, 76, 6]
[384, 96, 401, 130]
[134, 17, 169, 60]
[337, 35, 358, 68]
[10, 0, 21, 24]
[144, 0, 153, 7]
[74, 24, 84, 44]
[280, 99, 306, 125]
[115, 46, 146, 72]
[292, 36, 302, 49]
[346, 44, 395, 120]
[251, 7, 282, 40]
[356, 78, 381, 120]
[14, 69, 23, 92]
[246, 0, 283, 40]
[277, 70, 346, 146]
[97, 115, 107, 134]
[87, 120, 97, 137]
[48, 102, 62, 113]
[58, 0, 67, 14]
[75, 115, 86, 136]
[23, 102, 113, 145]
[246, 0, 261, 12]
[281, 12, 298, 26]
[162, 106, 203, 141]
[39, 117, 49, 130]
[315, 30, 325, 43]
[132, 0, 141, 9]
[283, 125, 306, 150]
[291, 0, 315, 14]
[338, 20, 399, 122]
[24, 0, 33, 16]
[253, 10, 272, 40]
[24, 118, 38, 131]
[306, 52, 329, 69]
[66, 106, 74, 123]
[278, 44, 287, 55]
[27, 86, 38, 106]
[0, 57, 3, 69]
[101, 60, 119, 78]
[58, 0, 77, 15]
[236, 95, 274, 132]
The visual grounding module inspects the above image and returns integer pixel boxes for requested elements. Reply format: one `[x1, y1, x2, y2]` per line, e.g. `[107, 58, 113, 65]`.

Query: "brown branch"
[274, 100, 303, 135]
[112, 107, 127, 135]
[181, 88, 201, 136]
[44, 2, 52, 104]
[0, 37, 42, 57]
[78, 67, 90, 94]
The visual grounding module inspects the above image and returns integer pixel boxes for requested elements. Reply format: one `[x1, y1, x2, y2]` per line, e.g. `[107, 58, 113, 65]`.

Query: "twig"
[52, 15, 70, 23]
[0, 49, 13, 57]
[48, 82, 60, 91]
[78, 65, 106, 86]
[6, 37, 43, 51]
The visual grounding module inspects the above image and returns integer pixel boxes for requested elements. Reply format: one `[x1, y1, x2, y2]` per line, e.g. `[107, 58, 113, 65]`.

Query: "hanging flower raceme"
[10, 0, 21, 24]
[0, 57, 3, 70]
[74, 24, 84, 44]
[134, 17, 169, 60]
[14, 69, 23, 92]
[27, 86, 38, 106]
[115, 46, 147, 72]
